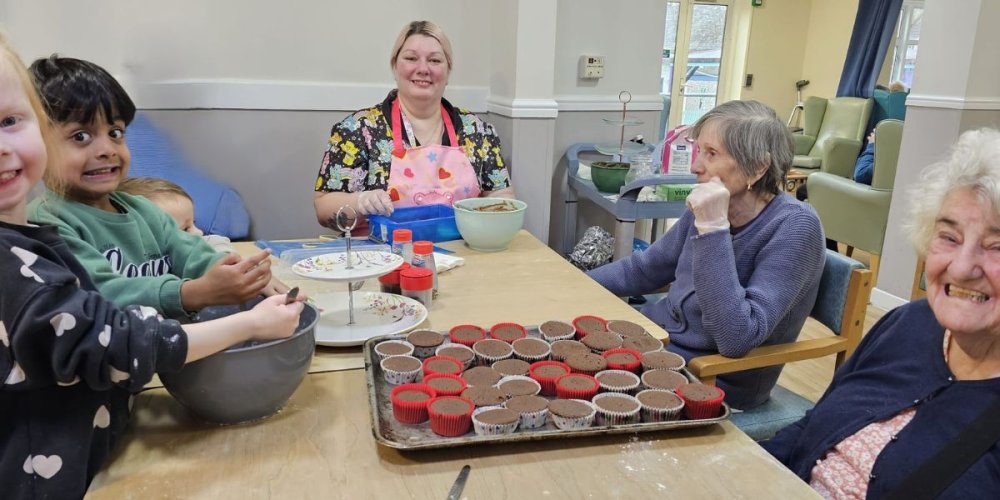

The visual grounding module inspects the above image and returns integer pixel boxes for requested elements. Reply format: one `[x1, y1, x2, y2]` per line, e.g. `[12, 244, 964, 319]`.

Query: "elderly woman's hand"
[357, 190, 395, 216]
[687, 177, 731, 234]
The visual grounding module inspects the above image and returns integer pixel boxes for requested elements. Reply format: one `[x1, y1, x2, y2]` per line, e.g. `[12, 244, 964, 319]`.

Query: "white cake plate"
[292, 251, 403, 282]
[311, 291, 428, 347]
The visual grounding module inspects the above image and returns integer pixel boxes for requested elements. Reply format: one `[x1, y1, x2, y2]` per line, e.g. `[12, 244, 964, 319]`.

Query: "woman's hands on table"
[687, 177, 731, 234]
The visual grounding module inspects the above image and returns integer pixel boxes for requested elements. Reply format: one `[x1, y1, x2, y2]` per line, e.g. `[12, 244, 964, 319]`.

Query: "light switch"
[579, 55, 605, 80]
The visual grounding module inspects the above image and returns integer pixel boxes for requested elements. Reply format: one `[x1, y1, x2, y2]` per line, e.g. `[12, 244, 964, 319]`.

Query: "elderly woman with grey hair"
[588, 100, 825, 410]
[763, 128, 1000, 499]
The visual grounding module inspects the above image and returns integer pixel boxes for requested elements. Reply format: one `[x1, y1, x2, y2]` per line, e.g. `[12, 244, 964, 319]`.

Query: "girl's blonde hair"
[0, 36, 59, 183]
[118, 177, 193, 203]
[389, 20, 453, 71]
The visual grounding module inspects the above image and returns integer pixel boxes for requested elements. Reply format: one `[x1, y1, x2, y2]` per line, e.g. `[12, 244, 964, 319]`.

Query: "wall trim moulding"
[128, 79, 490, 112]
[555, 94, 665, 112]
[871, 287, 907, 312]
[905, 94, 1000, 111]
[486, 96, 559, 118]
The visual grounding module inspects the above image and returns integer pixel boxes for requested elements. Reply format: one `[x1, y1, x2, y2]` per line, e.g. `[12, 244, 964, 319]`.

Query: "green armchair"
[807, 119, 904, 279]
[792, 96, 873, 175]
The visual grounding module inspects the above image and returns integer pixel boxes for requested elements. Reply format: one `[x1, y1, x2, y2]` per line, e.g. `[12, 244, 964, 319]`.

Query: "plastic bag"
[661, 125, 698, 175]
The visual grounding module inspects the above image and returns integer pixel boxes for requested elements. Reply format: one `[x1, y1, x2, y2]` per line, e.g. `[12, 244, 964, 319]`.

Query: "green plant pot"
[590, 161, 631, 193]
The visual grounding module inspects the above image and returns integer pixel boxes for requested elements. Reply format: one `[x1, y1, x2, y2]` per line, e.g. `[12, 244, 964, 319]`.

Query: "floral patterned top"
[314, 90, 511, 194]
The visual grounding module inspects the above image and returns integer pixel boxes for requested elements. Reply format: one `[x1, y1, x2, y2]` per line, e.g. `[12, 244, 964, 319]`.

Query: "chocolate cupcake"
[406, 330, 446, 358]
[427, 396, 475, 436]
[581, 331, 623, 353]
[436, 344, 476, 369]
[422, 355, 464, 377]
[606, 319, 648, 338]
[374, 340, 415, 360]
[471, 406, 520, 435]
[622, 334, 665, 354]
[564, 352, 608, 376]
[635, 389, 685, 422]
[592, 392, 642, 426]
[461, 385, 508, 407]
[641, 369, 689, 391]
[492, 358, 531, 377]
[380, 355, 422, 385]
[572, 315, 608, 338]
[498, 375, 542, 398]
[472, 339, 514, 366]
[555, 373, 600, 400]
[550, 340, 591, 362]
[528, 360, 571, 396]
[640, 350, 686, 372]
[490, 322, 528, 343]
[676, 383, 726, 420]
[594, 369, 641, 394]
[448, 324, 487, 347]
[601, 348, 642, 373]
[511, 337, 552, 363]
[538, 320, 576, 342]
[390, 383, 437, 424]
[504, 395, 549, 429]
[461, 366, 503, 387]
[423, 373, 468, 397]
[549, 398, 596, 430]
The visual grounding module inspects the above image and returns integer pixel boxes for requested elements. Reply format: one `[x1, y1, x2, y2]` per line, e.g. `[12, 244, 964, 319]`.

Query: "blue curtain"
[837, 0, 904, 98]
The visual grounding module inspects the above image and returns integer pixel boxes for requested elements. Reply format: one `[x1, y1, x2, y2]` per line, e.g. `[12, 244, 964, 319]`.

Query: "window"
[890, 1, 923, 89]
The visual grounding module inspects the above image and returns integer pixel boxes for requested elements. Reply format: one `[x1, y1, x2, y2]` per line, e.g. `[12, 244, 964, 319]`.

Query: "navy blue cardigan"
[763, 300, 1000, 498]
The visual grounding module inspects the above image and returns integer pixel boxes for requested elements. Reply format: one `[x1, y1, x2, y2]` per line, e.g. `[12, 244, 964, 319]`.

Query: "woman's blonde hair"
[908, 128, 1000, 256]
[389, 20, 453, 71]
[0, 36, 59, 185]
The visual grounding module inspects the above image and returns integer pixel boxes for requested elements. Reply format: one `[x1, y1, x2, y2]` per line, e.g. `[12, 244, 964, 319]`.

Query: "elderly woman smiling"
[588, 100, 826, 410]
[764, 128, 1000, 498]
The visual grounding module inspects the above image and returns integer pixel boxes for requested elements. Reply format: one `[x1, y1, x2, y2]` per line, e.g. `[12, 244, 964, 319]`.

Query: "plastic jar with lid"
[378, 262, 410, 295]
[392, 229, 413, 263]
[411, 240, 438, 298]
[400, 267, 433, 307]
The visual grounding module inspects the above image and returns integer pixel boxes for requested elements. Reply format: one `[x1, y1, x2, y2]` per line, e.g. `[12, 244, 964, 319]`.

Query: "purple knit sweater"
[588, 193, 825, 409]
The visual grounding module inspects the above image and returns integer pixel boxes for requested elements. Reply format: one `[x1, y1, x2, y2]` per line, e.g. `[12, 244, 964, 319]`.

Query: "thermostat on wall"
[579, 55, 605, 80]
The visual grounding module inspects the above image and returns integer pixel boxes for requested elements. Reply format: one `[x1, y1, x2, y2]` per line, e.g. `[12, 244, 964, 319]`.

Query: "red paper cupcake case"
[554, 373, 600, 401]
[448, 325, 487, 347]
[572, 315, 608, 339]
[489, 322, 528, 343]
[421, 355, 464, 377]
[680, 387, 726, 420]
[422, 373, 468, 397]
[390, 384, 438, 424]
[601, 348, 643, 373]
[427, 396, 475, 437]
[528, 360, 571, 396]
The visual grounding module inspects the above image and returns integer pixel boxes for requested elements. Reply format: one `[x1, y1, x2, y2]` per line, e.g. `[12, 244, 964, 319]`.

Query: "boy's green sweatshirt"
[28, 191, 222, 318]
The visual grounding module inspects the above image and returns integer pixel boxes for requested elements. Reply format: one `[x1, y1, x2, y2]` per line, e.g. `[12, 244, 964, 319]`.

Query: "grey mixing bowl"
[160, 299, 318, 424]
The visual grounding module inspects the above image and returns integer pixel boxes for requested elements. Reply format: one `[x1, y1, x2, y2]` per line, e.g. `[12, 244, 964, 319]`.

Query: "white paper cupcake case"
[374, 340, 415, 361]
[592, 393, 642, 426]
[636, 389, 685, 423]
[435, 343, 475, 369]
[474, 350, 513, 367]
[551, 399, 597, 430]
[472, 405, 520, 435]
[497, 375, 542, 398]
[539, 320, 577, 343]
[595, 369, 641, 395]
[379, 356, 422, 385]
[509, 406, 549, 429]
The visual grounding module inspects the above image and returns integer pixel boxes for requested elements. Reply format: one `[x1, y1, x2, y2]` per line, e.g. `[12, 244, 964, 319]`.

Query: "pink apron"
[386, 98, 481, 208]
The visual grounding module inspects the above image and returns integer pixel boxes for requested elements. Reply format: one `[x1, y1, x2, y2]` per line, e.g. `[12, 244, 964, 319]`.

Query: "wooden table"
[88, 231, 817, 499]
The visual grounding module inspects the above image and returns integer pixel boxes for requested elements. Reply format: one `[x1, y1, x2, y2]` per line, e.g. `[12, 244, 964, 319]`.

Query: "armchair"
[792, 96, 873, 176]
[807, 119, 904, 278]
[688, 250, 874, 440]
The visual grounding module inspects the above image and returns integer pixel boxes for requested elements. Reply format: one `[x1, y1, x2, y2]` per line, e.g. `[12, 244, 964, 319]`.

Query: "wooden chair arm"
[687, 337, 848, 386]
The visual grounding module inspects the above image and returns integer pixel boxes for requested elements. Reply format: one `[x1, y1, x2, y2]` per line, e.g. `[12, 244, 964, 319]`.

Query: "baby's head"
[29, 55, 136, 208]
[118, 177, 204, 235]
[0, 37, 57, 224]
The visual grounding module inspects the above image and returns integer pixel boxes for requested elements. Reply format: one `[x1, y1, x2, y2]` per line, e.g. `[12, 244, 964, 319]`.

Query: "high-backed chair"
[807, 119, 904, 278]
[792, 96, 873, 174]
[687, 250, 874, 441]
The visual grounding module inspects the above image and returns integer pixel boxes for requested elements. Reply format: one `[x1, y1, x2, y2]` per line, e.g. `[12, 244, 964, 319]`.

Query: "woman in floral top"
[313, 21, 514, 227]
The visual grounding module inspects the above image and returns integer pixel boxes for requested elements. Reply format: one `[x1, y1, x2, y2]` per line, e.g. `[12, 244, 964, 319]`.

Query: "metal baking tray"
[364, 330, 730, 450]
